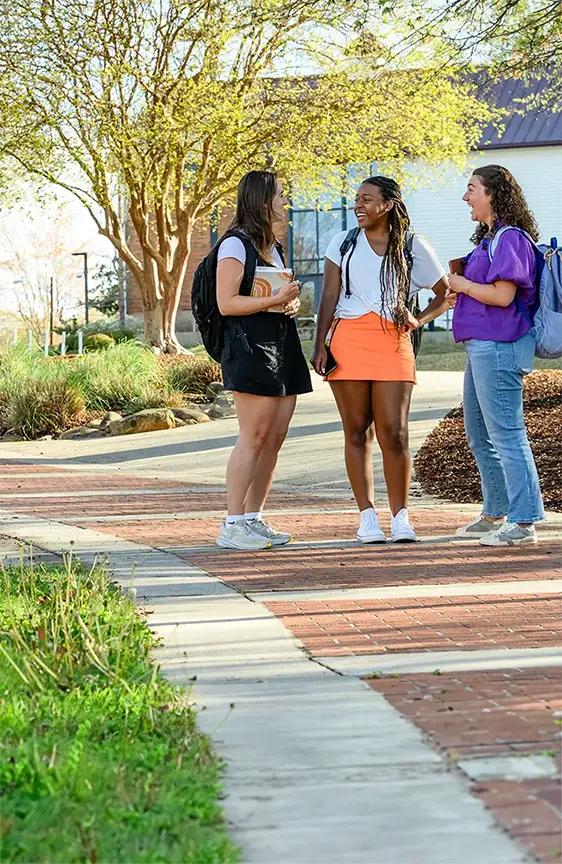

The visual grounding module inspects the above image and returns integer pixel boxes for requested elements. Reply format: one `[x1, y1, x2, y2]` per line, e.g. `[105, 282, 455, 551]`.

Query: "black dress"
[221, 312, 312, 397]
[217, 231, 312, 397]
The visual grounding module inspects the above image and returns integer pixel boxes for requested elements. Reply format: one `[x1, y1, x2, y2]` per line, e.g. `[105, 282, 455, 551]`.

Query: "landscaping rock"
[100, 411, 123, 428]
[109, 408, 176, 436]
[172, 407, 211, 424]
[174, 418, 198, 427]
[207, 392, 237, 419]
[2, 432, 22, 441]
[87, 418, 105, 428]
[206, 381, 225, 399]
[38, 435, 54, 441]
[59, 427, 108, 440]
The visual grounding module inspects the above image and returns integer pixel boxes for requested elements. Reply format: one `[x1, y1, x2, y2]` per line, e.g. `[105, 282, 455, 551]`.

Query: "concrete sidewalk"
[0, 512, 529, 864]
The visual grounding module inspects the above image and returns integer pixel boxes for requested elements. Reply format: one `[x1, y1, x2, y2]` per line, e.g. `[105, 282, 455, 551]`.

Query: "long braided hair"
[362, 176, 411, 328]
[470, 165, 539, 246]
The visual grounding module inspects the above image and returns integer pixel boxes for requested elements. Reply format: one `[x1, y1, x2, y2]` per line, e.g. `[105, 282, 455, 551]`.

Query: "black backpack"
[192, 230, 283, 362]
[338, 228, 423, 357]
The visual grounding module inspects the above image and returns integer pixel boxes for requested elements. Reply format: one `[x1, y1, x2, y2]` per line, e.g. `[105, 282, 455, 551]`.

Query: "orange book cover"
[251, 267, 293, 312]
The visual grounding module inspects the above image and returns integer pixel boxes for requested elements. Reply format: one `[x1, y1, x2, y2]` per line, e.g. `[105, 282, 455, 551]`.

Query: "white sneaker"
[357, 509, 387, 544]
[456, 514, 505, 537]
[246, 518, 292, 546]
[216, 520, 272, 550]
[391, 508, 417, 543]
[479, 522, 537, 547]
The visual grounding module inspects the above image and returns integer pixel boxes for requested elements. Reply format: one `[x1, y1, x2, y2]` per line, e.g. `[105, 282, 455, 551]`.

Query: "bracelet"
[465, 281, 474, 296]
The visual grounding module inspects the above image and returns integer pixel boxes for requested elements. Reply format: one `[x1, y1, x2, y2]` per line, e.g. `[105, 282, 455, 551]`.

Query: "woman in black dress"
[215, 170, 312, 550]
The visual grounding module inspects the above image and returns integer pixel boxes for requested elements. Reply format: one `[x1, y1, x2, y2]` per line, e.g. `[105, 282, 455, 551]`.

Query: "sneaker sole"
[269, 537, 292, 546]
[357, 535, 387, 544]
[216, 537, 272, 550]
[479, 536, 537, 547]
[391, 535, 417, 544]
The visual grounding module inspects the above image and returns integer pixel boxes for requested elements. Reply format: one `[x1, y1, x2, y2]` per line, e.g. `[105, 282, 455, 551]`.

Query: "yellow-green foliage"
[0, 0, 492, 349]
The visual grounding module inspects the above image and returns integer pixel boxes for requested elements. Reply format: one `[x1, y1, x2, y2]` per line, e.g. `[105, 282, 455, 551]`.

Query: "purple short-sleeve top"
[452, 228, 537, 343]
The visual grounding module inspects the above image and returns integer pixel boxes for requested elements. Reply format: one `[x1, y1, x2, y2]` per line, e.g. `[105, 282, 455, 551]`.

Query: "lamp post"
[49, 277, 54, 346]
[72, 251, 89, 325]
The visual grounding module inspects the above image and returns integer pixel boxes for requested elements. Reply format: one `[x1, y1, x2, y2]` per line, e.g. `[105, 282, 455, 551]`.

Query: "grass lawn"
[0, 557, 238, 864]
[298, 338, 562, 372]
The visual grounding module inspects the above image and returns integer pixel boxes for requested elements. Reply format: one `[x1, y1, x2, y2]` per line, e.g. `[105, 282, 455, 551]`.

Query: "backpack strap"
[488, 225, 536, 261]
[215, 229, 260, 297]
[339, 228, 360, 297]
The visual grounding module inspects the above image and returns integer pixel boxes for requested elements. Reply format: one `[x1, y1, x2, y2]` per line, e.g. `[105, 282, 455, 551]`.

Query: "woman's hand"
[283, 297, 301, 318]
[276, 280, 300, 306]
[447, 274, 471, 294]
[444, 288, 458, 307]
[404, 309, 421, 332]
[311, 345, 328, 376]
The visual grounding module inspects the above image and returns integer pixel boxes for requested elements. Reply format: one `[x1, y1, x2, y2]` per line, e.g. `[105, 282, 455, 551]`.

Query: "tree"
[391, 0, 562, 108]
[0, 0, 490, 353]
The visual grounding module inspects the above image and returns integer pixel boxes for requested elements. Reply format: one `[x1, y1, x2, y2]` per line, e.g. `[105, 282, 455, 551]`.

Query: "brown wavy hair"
[471, 165, 539, 245]
[362, 176, 411, 328]
[229, 170, 277, 262]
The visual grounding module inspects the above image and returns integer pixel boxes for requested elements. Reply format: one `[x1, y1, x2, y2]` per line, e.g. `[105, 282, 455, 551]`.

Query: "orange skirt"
[326, 312, 416, 383]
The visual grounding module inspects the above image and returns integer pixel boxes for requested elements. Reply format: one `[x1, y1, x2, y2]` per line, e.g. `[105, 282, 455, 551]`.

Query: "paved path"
[1, 372, 561, 863]
[0, 371, 463, 496]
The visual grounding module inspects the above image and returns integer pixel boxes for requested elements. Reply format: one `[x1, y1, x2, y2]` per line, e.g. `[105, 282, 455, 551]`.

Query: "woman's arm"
[416, 275, 450, 326]
[448, 273, 517, 308]
[216, 258, 299, 316]
[311, 259, 341, 374]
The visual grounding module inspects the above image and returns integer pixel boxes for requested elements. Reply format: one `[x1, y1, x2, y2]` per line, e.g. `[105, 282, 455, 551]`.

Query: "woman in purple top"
[446, 164, 544, 546]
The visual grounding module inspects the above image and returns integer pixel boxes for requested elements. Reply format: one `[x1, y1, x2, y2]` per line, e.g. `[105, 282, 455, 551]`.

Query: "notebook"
[251, 266, 293, 312]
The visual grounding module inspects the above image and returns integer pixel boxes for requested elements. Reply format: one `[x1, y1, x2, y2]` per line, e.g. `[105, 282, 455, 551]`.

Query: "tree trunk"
[143, 300, 165, 353]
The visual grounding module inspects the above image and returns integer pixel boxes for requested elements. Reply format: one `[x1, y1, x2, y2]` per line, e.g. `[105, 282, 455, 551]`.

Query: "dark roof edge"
[474, 140, 562, 151]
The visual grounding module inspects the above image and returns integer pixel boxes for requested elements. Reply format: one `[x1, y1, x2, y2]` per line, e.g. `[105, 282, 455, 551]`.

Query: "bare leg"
[226, 392, 282, 515]
[245, 395, 297, 512]
[329, 380, 374, 511]
[371, 381, 414, 515]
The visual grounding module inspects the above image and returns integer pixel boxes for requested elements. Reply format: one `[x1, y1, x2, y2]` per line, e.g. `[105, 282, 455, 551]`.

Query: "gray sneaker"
[479, 522, 537, 547]
[456, 515, 505, 537]
[247, 518, 292, 546]
[216, 520, 272, 550]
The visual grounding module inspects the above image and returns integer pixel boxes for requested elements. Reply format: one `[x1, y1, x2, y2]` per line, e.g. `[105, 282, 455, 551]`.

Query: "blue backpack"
[488, 226, 562, 359]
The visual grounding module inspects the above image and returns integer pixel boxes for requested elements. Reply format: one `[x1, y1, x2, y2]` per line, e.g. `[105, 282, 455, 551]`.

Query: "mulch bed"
[414, 370, 562, 512]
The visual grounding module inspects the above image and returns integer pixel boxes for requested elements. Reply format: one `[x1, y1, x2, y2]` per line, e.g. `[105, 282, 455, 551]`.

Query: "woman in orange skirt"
[312, 176, 449, 543]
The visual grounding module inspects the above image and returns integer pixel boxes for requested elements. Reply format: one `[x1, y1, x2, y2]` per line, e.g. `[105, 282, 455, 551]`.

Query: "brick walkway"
[1, 460, 560, 862]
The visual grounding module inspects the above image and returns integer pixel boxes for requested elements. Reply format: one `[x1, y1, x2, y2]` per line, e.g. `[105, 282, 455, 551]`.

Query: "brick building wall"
[125, 209, 289, 341]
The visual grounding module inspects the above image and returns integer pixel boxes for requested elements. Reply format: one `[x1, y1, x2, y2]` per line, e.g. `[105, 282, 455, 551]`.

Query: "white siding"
[403, 146, 562, 315]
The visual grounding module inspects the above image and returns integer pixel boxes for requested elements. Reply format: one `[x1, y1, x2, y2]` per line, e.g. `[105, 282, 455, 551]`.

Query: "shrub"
[84, 333, 114, 351]
[165, 355, 222, 395]
[67, 342, 177, 414]
[0, 344, 186, 436]
[4, 377, 85, 439]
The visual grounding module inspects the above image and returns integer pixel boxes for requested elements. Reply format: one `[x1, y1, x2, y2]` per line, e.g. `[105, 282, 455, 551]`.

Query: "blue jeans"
[463, 334, 544, 524]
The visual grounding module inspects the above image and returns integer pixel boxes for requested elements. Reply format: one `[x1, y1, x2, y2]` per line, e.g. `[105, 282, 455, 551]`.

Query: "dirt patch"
[414, 370, 562, 512]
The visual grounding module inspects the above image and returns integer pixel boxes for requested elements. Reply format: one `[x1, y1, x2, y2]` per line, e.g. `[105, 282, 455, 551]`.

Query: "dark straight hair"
[361, 175, 411, 329]
[229, 170, 278, 262]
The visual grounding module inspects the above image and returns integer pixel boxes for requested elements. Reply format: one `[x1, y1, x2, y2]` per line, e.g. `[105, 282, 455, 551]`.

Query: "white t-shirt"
[217, 236, 285, 269]
[324, 230, 445, 320]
